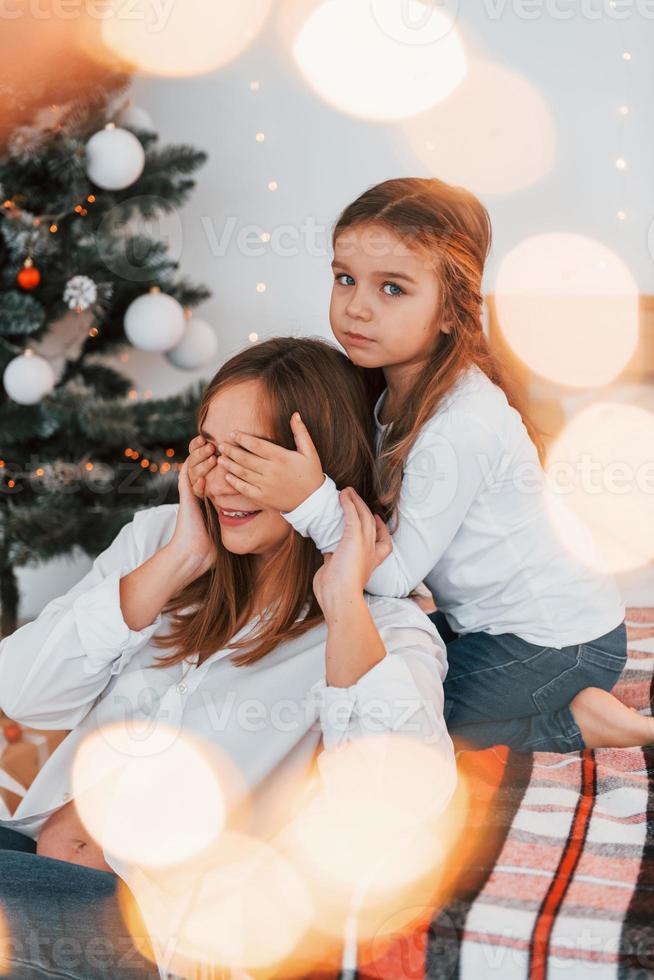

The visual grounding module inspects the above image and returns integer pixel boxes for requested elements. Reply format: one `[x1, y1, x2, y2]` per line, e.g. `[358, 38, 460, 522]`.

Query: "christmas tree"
[0, 67, 215, 637]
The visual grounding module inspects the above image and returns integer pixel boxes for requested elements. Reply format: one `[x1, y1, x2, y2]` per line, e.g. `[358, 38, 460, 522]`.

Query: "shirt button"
[176, 682, 187, 694]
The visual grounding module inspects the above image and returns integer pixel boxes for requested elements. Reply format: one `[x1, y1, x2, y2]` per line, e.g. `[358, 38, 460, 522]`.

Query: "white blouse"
[282, 365, 625, 649]
[0, 503, 456, 980]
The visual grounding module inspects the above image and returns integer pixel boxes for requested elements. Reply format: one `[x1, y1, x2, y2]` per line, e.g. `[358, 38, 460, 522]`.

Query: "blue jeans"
[428, 613, 628, 753]
[0, 827, 159, 978]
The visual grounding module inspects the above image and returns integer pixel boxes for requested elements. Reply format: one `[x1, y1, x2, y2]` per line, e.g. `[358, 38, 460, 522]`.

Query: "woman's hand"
[169, 456, 217, 577]
[187, 434, 217, 500]
[212, 412, 325, 512]
[312, 487, 392, 617]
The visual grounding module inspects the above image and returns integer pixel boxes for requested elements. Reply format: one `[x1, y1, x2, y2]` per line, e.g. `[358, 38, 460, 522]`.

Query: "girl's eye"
[335, 274, 355, 286]
[382, 282, 404, 297]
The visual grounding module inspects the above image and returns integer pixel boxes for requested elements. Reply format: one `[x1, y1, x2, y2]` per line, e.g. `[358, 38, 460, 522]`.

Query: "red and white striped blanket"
[356, 608, 654, 980]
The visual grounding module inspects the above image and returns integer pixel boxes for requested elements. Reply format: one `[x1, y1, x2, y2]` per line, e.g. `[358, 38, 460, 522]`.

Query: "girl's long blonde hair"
[150, 337, 380, 669]
[333, 176, 544, 525]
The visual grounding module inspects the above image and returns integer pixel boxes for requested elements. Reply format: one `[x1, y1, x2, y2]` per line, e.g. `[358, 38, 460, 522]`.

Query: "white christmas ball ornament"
[165, 316, 218, 370]
[124, 288, 186, 352]
[3, 351, 55, 405]
[115, 103, 154, 132]
[85, 123, 145, 190]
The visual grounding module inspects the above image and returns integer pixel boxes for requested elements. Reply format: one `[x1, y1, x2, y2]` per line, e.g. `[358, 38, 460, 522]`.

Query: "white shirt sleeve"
[0, 508, 167, 729]
[309, 599, 457, 819]
[282, 410, 500, 597]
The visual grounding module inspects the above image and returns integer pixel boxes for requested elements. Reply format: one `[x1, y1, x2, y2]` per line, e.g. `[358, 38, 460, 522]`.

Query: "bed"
[353, 607, 654, 980]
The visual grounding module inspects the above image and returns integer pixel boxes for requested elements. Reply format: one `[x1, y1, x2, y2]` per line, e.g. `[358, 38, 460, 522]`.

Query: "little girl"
[189, 177, 647, 755]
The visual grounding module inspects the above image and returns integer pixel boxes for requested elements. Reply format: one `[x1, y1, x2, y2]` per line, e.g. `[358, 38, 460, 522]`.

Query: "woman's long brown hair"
[332, 176, 544, 526]
[149, 337, 380, 669]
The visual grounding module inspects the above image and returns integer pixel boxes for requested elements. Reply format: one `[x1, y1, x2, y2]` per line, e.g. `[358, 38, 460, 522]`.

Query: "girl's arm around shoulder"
[0, 505, 194, 729]
[284, 409, 503, 597]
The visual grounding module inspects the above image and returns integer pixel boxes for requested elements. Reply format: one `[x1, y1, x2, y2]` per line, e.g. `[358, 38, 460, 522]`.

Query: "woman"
[0, 338, 456, 980]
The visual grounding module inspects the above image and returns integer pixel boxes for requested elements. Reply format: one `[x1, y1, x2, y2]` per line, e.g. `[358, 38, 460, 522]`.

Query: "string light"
[165, 449, 175, 458]
[268, 180, 278, 191]
[619, 105, 629, 115]
[249, 332, 259, 343]
[256, 283, 266, 293]
[49, 224, 58, 233]
[260, 232, 270, 242]
[250, 80, 260, 91]
[617, 210, 626, 220]
[622, 51, 631, 61]
[255, 132, 265, 142]
[615, 157, 627, 170]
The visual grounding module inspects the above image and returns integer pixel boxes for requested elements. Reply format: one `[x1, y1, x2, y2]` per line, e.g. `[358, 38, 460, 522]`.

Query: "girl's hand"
[214, 412, 325, 512]
[312, 488, 392, 616]
[187, 434, 217, 500]
[169, 457, 217, 577]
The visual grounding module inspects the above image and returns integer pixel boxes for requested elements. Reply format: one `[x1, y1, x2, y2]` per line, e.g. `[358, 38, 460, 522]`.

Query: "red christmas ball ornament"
[17, 257, 40, 290]
[3, 722, 22, 743]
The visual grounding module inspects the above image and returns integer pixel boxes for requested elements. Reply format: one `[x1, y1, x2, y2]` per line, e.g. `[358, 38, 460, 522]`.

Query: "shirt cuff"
[281, 474, 334, 534]
[310, 654, 427, 751]
[72, 566, 163, 676]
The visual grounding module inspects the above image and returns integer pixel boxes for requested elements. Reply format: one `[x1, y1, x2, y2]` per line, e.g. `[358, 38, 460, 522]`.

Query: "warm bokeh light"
[495, 234, 639, 388]
[276, 734, 465, 946]
[119, 832, 313, 977]
[290, 0, 467, 121]
[545, 402, 654, 574]
[72, 723, 226, 867]
[0, 906, 9, 976]
[98, 0, 272, 77]
[402, 58, 556, 194]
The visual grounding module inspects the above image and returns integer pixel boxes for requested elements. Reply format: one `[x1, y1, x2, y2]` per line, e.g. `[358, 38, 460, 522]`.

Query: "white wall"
[16, 0, 654, 620]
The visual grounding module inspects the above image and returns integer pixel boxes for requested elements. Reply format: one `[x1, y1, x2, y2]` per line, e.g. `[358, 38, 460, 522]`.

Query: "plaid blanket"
[356, 608, 654, 980]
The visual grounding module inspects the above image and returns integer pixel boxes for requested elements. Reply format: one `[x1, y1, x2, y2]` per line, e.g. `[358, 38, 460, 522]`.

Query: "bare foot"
[570, 687, 654, 749]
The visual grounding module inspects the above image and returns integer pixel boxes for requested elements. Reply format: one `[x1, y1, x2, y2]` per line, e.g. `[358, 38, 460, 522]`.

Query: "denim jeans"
[0, 826, 159, 978]
[428, 612, 628, 753]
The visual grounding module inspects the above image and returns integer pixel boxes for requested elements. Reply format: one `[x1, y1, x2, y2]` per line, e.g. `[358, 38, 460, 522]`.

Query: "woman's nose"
[204, 461, 233, 494]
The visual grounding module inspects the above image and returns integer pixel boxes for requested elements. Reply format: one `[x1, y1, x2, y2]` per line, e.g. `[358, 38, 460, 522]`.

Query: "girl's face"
[201, 380, 292, 559]
[329, 223, 449, 372]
